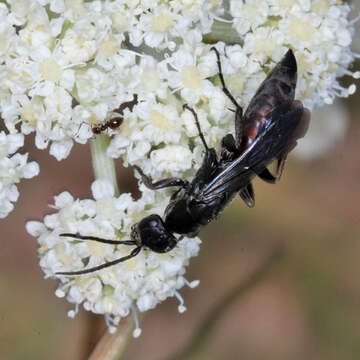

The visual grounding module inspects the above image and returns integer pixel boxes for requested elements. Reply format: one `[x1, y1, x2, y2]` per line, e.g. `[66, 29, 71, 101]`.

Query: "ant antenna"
[183, 104, 209, 151]
[55, 233, 141, 275]
[114, 94, 138, 116]
[74, 121, 92, 139]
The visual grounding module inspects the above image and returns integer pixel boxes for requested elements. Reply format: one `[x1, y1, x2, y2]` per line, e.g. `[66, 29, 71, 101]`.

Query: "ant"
[91, 117, 124, 134]
[57, 49, 309, 275]
[91, 94, 138, 135]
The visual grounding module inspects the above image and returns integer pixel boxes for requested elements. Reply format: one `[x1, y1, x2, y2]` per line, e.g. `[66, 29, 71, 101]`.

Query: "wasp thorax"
[132, 214, 177, 253]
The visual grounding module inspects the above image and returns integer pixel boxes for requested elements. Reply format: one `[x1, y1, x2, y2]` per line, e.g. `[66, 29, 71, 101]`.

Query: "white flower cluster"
[0, 131, 39, 218]
[230, 0, 359, 108]
[27, 179, 200, 335]
[0, 0, 223, 163]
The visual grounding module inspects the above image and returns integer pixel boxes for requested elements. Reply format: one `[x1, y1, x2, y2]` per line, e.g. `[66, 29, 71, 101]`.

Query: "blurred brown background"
[2, 39, 360, 360]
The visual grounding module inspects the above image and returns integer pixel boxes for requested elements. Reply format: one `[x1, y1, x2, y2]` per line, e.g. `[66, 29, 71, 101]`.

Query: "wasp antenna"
[56, 246, 142, 276]
[60, 233, 136, 245]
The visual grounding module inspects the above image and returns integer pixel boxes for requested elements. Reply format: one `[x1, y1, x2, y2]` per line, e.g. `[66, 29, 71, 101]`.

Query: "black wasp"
[57, 48, 310, 276]
[91, 94, 138, 134]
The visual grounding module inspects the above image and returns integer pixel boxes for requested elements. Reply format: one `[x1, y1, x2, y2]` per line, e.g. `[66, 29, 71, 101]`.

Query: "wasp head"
[130, 214, 177, 253]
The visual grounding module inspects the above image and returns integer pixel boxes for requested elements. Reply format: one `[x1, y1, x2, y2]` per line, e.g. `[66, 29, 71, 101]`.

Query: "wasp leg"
[275, 156, 286, 181]
[256, 156, 286, 184]
[257, 167, 277, 184]
[219, 134, 239, 162]
[211, 47, 244, 147]
[183, 104, 210, 151]
[211, 47, 242, 111]
[134, 165, 189, 190]
[260, 102, 310, 184]
[234, 107, 244, 149]
[239, 183, 255, 207]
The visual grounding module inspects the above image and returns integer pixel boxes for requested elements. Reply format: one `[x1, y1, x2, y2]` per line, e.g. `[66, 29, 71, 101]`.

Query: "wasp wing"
[201, 101, 309, 201]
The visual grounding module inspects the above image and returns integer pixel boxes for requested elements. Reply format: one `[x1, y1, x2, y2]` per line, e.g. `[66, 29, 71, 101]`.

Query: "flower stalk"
[90, 134, 120, 197]
[88, 315, 140, 360]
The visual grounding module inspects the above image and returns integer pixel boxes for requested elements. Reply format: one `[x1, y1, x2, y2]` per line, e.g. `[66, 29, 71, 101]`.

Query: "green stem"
[90, 134, 120, 197]
[203, 20, 242, 45]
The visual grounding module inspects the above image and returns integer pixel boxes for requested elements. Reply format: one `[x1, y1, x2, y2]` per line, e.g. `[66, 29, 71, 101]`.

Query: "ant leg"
[60, 233, 137, 245]
[74, 122, 91, 138]
[56, 246, 142, 276]
[210, 47, 244, 148]
[183, 104, 209, 151]
[133, 165, 188, 190]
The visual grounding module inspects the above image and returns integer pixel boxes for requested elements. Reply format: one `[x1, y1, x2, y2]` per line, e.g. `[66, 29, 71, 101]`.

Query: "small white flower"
[166, 44, 218, 103]
[150, 145, 194, 175]
[91, 178, 115, 200]
[231, 0, 269, 35]
[61, 21, 98, 64]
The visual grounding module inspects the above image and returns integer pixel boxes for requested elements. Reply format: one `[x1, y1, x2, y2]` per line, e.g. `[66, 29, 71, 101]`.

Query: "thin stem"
[90, 134, 120, 197]
[88, 315, 140, 360]
[171, 245, 284, 360]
